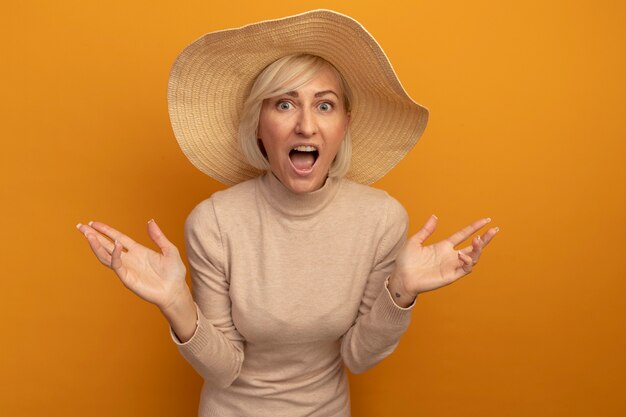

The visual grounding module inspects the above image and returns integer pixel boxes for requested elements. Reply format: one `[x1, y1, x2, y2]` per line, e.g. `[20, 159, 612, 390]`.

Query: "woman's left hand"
[389, 215, 499, 305]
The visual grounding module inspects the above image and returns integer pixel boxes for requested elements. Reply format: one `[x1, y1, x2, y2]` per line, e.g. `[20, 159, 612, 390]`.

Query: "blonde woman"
[77, 10, 498, 417]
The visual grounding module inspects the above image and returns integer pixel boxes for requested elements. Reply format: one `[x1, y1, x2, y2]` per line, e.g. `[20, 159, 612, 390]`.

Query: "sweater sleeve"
[340, 196, 415, 374]
[169, 198, 245, 388]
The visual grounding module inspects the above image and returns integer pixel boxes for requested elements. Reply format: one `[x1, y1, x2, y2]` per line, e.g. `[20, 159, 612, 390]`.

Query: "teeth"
[292, 145, 317, 152]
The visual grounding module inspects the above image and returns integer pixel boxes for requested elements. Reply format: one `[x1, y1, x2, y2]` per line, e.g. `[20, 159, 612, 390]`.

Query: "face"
[257, 67, 350, 194]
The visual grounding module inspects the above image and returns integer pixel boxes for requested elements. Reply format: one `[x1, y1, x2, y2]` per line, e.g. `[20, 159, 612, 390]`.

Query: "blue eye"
[277, 101, 292, 110]
[318, 102, 333, 112]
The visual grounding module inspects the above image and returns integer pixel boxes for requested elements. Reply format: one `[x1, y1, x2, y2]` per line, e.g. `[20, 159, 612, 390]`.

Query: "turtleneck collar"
[257, 171, 341, 218]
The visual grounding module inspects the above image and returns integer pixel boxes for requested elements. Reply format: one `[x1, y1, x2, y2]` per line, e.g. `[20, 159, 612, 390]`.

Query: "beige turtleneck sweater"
[171, 172, 415, 417]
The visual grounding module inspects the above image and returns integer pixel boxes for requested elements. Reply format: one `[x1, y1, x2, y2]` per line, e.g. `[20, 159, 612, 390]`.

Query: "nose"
[295, 107, 317, 137]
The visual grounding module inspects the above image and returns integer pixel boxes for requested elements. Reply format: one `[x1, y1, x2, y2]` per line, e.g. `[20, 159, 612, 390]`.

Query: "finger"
[460, 235, 482, 259]
[461, 227, 498, 256]
[458, 251, 473, 274]
[85, 232, 113, 266]
[90, 231, 115, 254]
[410, 214, 438, 245]
[76, 222, 99, 239]
[88, 221, 138, 250]
[77, 222, 115, 253]
[110, 239, 125, 274]
[447, 217, 492, 247]
[147, 219, 177, 255]
[479, 226, 500, 247]
[467, 235, 484, 264]
[78, 223, 115, 251]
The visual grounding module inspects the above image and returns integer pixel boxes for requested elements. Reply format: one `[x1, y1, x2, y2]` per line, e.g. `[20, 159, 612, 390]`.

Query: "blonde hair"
[238, 54, 353, 178]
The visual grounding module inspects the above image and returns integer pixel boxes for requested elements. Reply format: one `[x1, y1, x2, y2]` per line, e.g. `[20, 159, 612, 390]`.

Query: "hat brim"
[168, 9, 429, 185]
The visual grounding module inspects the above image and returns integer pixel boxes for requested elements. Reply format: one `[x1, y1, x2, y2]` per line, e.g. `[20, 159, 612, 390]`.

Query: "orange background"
[2, 1, 625, 416]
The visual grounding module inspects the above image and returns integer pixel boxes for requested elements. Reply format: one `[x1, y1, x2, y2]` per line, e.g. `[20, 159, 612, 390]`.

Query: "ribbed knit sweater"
[171, 172, 415, 417]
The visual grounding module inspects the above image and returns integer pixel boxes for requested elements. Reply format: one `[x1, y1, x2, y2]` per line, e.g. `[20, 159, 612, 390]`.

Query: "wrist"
[159, 286, 197, 344]
[387, 272, 417, 308]
[159, 284, 193, 317]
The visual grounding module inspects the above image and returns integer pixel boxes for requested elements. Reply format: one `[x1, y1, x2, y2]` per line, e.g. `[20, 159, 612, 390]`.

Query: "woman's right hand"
[76, 219, 188, 312]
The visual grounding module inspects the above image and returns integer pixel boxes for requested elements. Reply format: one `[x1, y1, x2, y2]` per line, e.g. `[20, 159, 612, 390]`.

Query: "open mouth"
[289, 145, 319, 172]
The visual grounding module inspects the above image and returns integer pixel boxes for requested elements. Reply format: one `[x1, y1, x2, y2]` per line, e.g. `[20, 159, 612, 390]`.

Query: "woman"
[77, 10, 498, 416]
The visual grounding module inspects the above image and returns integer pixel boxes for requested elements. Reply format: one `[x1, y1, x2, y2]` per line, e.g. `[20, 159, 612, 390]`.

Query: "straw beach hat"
[168, 9, 429, 185]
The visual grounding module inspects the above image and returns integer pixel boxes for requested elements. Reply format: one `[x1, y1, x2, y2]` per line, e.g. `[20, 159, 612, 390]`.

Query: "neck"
[257, 171, 341, 218]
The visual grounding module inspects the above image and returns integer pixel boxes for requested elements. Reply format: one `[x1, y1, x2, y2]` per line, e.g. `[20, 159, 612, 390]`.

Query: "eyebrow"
[285, 90, 340, 99]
